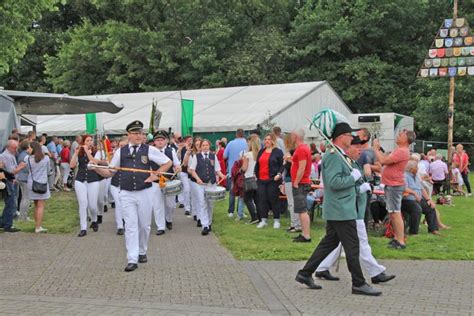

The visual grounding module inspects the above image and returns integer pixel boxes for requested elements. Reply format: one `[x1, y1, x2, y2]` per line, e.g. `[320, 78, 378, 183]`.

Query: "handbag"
[28, 158, 48, 194]
[243, 176, 257, 192]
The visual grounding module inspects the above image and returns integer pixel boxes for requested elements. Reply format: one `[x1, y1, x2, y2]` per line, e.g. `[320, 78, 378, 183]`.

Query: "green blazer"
[321, 149, 359, 221]
[351, 160, 368, 220]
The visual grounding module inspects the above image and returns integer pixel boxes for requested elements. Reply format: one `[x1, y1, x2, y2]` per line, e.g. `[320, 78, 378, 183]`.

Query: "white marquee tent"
[34, 81, 352, 138]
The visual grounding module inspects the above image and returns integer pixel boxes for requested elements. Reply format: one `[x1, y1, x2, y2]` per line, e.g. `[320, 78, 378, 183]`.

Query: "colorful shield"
[438, 68, 448, 77]
[467, 57, 474, 66]
[445, 38, 453, 47]
[429, 49, 437, 58]
[453, 47, 462, 56]
[440, 29, 449, 38]
[450, 28, 459, 38]
[435, 38, 444, 48]
[424, 59, 433, 67]
[444, 19, 453, 28]
[460, 27, 469, 37]
[448, 67, 457, 77]
[420, 69, 429, 78]
[454, 37, 463, 47]
[437, 48, 445, 57]
[455, 18, 465, 28]
[446, 48, 454, 57]
[429, 68, 438, 77]
[458, 67, 467, 76]
[449, 57, 458, 66]
[433, 58, 441, 67]
[468, 67, 474, 76]
[458, 57, 466, 66]
[462, 47, 470, 56]
[465, 36, 473, 45]
[441, 58, 450, 67]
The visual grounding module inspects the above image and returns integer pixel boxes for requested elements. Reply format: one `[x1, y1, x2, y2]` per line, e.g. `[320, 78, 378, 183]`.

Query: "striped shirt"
[0, 150, 18, 175]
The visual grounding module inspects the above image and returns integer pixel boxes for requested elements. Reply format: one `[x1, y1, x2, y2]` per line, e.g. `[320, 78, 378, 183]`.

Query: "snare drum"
[204, 186, 226, 201]
[161, 180, 183, 196]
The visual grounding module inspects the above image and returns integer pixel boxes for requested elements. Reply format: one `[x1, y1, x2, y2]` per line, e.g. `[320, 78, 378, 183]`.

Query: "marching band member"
[152, 130, 181, 235]
[109, 137, 128, 235]
[94, 121, 171, 272]
[177, 136, 193, 216]
[188, 139, 225, 236]
[189, 137, 202, 223]
[70, 135, 103, 237]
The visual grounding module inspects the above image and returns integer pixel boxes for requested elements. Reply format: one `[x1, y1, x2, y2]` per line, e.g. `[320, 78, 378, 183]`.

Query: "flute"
[87, 163, 175, 176]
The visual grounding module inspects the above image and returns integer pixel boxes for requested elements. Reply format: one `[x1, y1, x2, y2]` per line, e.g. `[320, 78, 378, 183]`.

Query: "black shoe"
[111, 202, 115, 209]
[4, 227, 21, 233]
[179, 204, 184, 208]
[78, 230, 87, 237]
[388, 240, 406, 249]
[315, 270, 340, 281]
[166, 221, 173, 230]
[193, 215, 197, 221]
[197, 219, 202, 227]
[97, 215, 103, 224]
[352, 283, 382, 296]
[156, 230, 165, 236]
[293, 234, 311, 243]
[201, 227, 209, 235]
[104, 205, 108, 213]
[138, 254, 148, 263]
[371, 272, 396, 284]
[124, 263, 138, 272]
[117, 228, 124, 235]
[387, 239, 395, 246]
[295, 273, 322, 290]
[184, 211, 190, 216]
[91, 222, 99, 232]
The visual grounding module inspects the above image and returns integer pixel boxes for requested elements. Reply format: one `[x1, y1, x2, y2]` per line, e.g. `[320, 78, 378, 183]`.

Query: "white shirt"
[109, 143, 170, 168]
[156, 146, 180, 166]
[188, 152, 221, 172]
[243, 151, 256, 178]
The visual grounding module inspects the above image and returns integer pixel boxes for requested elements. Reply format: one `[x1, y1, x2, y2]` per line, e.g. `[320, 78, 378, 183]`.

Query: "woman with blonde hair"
[241, 135, 261, 224]
[254, 133, 284, 229]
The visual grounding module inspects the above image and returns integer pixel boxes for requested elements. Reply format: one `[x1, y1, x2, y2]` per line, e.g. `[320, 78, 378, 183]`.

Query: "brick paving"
[1, 206, 473, 315]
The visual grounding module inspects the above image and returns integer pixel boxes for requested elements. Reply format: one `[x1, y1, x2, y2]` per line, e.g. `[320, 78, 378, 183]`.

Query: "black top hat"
[332, 122, 360, 140]
[126, 120, 144, 132]
[153, 130, 169, 140]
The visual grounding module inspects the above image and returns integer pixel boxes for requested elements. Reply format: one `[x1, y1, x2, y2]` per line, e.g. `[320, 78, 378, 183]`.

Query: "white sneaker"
[256, 221, 267, 229]
[273, 221, 281, 229]
[468, 193, 472, 197]
[35, 227, 48, 233]
[228, 213, 234, 218]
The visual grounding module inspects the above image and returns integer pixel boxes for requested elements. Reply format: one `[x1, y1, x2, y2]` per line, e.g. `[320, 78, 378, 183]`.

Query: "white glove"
[350, 168, 362, 181]
[359, 182, 372, 193]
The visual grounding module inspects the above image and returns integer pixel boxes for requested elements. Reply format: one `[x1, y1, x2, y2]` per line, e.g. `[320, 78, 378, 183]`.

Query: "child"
[451, 162, 465, 196]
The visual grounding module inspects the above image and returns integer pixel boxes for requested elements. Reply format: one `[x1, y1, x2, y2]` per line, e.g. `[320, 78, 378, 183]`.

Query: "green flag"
[85, 113, 97, 134]
[181, 99, 194, 136]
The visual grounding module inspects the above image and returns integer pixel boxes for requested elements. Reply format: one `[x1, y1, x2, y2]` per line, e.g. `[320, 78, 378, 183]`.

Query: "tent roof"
[33, 81, 351, 136]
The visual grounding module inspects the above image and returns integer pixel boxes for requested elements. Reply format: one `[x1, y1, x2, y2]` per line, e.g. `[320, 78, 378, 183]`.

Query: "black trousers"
[401, 200, 422, 235]
[432, 180, 446, 195]
[298, 220, 365, 287]
[461, 172, 472, 193]
[243, 189, 259, 221]
[419, 199, 439, 233]
[257, 180, 281, 219]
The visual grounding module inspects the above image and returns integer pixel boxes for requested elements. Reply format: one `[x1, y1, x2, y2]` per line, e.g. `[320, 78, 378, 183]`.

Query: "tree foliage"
[1, 0, 474, 141]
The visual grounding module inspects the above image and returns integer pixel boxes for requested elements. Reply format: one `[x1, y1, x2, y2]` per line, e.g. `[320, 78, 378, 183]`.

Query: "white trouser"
[284, 181, 301, 229]
[60, 163, 70, 184]
[316, 219, 385, 278]
[97, 178, 110, 216]
[178, 172, 191, 212]
[75, 180, 100, 230]
[120, 187, 153, 264]
[109, 185, 123, 229]
[190, 179, 199, 217]
[18, 181, 30, 220]
[194, 183, 214, 228]
[152, 184, 166, 230]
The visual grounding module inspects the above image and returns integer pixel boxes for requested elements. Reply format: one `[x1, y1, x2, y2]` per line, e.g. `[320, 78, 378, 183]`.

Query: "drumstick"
[87, 163, 175, 176]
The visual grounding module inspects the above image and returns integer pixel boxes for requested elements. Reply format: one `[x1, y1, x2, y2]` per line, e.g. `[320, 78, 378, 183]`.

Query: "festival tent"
[33, 81, 353, 141]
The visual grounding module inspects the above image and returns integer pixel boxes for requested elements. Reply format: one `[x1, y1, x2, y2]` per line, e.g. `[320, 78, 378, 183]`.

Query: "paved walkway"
[1, 207, 473, 315]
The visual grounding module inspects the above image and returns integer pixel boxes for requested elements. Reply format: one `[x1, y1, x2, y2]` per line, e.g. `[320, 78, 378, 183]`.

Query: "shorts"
[384, 185, 405, 212]
[293, 184, 312, 213]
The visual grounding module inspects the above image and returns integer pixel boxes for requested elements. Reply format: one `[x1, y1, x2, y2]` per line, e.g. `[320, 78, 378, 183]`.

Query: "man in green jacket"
[295, 122, 382, 296]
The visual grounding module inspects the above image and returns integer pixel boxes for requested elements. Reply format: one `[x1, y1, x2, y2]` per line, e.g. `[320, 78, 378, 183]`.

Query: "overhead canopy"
[33, 81, 353, 138]
[2, 90, 124, 115]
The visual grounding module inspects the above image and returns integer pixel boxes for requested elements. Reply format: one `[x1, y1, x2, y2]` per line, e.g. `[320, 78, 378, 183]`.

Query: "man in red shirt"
[373, 130, 416, 249]
[453, 144, 471, 196]
[291, 128, 313, 242]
